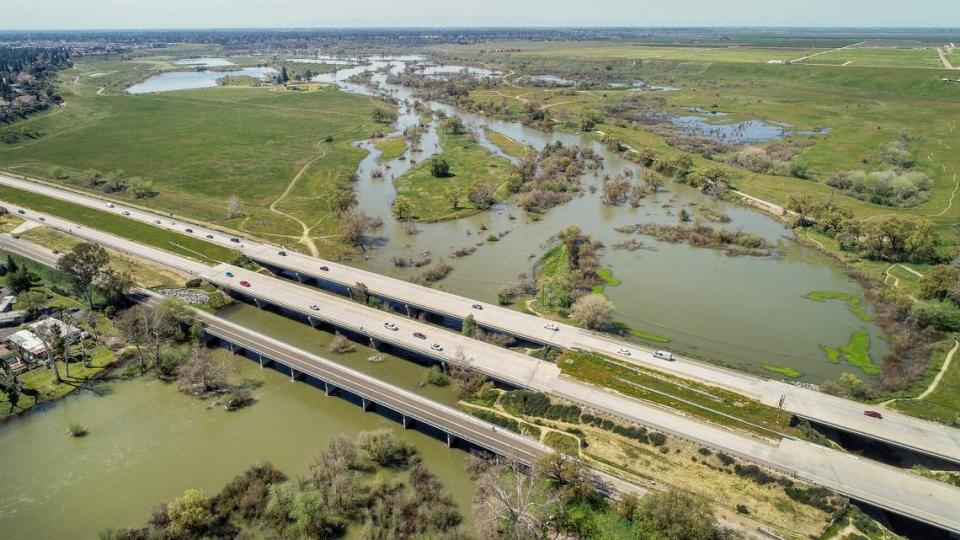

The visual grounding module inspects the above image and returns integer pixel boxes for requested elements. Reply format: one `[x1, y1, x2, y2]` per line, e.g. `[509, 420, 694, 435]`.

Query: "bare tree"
[226, 195, 242, 219]
[176, 343, 231, 396]
[570, 294, 613, 330]
[340, 208, 370, 247]
[474, 460, 557, 540]
[32, 321, 63, 384]
[116, 306, 149, 372]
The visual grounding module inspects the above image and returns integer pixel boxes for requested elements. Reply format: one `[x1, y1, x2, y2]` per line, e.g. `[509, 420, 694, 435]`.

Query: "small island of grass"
[393, 131, 517, 222]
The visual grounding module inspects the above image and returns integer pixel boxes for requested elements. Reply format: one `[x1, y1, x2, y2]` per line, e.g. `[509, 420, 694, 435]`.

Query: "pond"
[669, 112, 831, 144]
[0, 325, 474, 540]
[315, 57, 887, 383]
[415, 64, 501, 78]
[127, 66, 277, 94]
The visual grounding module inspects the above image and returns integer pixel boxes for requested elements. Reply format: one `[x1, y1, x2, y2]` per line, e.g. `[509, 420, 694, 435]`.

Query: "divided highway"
[2, 206, 960, 533]
[1, 172, 959, 466]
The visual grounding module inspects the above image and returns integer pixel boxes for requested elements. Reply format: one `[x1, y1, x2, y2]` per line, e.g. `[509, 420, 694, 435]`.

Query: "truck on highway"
[653, 350, 675, 361]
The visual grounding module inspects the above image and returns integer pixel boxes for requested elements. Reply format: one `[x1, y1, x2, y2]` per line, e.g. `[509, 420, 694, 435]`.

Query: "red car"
[239, 280, 251, 288]
[863, 410, 883, 419]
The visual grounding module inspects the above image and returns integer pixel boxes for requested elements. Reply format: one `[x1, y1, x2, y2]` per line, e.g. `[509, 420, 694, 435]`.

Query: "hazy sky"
[2, 0, 958, 30]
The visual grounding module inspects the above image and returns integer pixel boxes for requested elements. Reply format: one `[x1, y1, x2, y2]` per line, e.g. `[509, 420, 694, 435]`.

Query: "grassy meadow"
[394, 132, 517, 221]
[0, 55, 385, 257]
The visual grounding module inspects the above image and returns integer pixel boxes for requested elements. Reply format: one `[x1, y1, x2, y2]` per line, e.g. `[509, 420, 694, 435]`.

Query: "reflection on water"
[173, 57, 235, 68]
[127, 66, 277, 94]
[312, 56, 885, 382]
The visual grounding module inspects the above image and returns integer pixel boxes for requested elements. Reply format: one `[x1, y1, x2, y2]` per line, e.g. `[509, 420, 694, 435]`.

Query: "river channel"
[0, 303, 474, 539]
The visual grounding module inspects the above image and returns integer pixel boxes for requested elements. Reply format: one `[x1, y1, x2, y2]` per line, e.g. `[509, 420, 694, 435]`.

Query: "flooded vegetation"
[308, 54, 889, 383]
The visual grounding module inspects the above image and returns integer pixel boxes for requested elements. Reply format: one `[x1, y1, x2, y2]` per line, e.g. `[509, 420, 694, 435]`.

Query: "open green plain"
[0, 55, 385, 257]
[394, 132, 517, 221]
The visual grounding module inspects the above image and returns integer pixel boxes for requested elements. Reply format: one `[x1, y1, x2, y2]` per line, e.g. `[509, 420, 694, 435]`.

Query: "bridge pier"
[369, 337, 378, 351]
[446, 433, 455, 448]
[361, 397, 373, 411]
[307, 316, 318, 328]
[324, 381, 335, 396]
[405, 305, 413, 318]
[293, 271, 305, 283]
[290, 366, 298, 381]
[253, 298, 263, 310]
[402, 415, 411, 429]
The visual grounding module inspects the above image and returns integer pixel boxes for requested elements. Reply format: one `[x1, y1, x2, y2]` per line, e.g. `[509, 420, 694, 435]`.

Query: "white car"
[543, 323, 560, 331]
[653, 350, 675, 361]
[383, 322, 399, 331]
[105, 202, 115, 208]
[430, 343, 444, 352]
[309, 304, 319, 311]
[617, 348, 632, 356]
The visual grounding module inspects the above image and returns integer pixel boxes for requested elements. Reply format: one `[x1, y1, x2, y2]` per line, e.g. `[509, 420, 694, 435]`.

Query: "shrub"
[430, 158, 450, 178]
[648, 432, 667, 446]
[911, 301, 960, 331]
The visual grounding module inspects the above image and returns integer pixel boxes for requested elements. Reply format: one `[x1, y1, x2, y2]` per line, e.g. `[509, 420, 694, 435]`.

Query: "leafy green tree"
[57, 243, 110, 309]
[393, 196, 413, 219]
[441, 115, 467, 135]
[919, 265, 960, 301]
[16, 290, 46, 319]
[5, 265, 34, 294]
[290, 490, 344, 538]
[462, 314, 477, 337]
[635, 488, 718, 540]
[167, 489, 213, 537]
[331, 189, 358, 213]
[430, 158, 451, 178]
[372, 107, 397, 124]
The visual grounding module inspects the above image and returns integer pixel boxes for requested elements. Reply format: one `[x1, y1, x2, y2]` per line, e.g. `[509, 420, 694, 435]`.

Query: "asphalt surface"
[2, 172, 959, 466]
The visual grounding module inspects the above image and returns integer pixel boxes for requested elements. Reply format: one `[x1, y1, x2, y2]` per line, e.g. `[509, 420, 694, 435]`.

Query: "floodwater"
[173, 58, 236, 68]
[127, 66, 277, 94]
[0, 318, 474, 540]
[415, 65, 501, 78]
[314, 57, 886, 383]
[670, 111, 831, 144]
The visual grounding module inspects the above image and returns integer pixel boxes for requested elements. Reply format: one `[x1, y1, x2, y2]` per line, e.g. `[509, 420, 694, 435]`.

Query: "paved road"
[2, 173, 957, 465]
[2, 230, 960, 532]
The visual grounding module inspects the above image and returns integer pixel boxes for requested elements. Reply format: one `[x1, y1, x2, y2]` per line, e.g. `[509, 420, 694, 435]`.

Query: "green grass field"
[434, 41, 826, 64]
[0, 183, 238, 263]
[373, 136, 407, 161]
[0, 55, 384, 256]
[806, 46, 944, 68]
[890, 339, 960, 424]
[393, 132, 517, 221]
[483, 128, 533, 158]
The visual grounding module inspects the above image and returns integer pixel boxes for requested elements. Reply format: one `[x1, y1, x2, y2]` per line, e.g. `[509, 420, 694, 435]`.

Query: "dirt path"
[267, 150, 327, 257]
[937, 47, 956, 70]
[790, 41, 866, 64]
[883, 265, 921, 303]
[918, 340, 959, 400]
